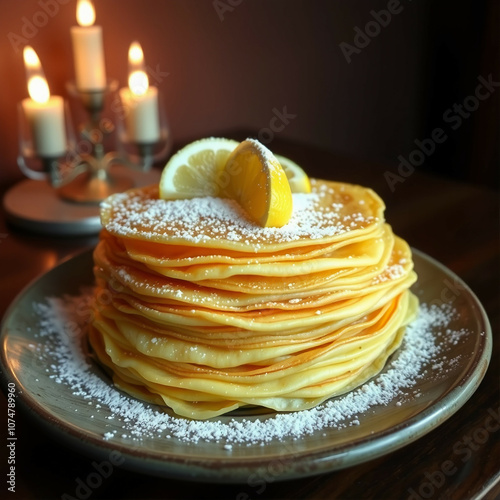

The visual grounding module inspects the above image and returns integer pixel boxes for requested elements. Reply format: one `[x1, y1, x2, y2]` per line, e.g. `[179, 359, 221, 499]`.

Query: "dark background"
[0, 0, 498, 188]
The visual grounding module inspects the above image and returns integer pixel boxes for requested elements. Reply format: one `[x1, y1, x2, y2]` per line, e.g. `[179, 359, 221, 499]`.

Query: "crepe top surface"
[101, 179, 385, 251]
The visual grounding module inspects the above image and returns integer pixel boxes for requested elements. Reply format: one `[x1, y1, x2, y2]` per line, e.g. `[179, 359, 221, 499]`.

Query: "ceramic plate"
[0, 249, 492, 483]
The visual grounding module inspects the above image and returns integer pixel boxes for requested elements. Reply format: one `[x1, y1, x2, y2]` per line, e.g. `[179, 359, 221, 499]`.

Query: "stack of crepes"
[89, 179, 418, 419]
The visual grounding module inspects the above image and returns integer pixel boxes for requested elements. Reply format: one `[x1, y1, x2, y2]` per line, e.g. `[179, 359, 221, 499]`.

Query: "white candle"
[22, 47, 66, 157]
[119, 42, 160, 143]
[71, 0, 106, 91]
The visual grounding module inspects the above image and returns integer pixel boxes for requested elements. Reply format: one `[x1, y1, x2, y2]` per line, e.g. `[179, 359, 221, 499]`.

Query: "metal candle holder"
[17, 79, 170, 204]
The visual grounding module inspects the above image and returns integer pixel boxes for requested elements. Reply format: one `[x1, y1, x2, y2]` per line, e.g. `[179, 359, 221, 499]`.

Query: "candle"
[71, 0, 106, 91]
[119, 42, 160, 144]
[22, 47, 67, 158]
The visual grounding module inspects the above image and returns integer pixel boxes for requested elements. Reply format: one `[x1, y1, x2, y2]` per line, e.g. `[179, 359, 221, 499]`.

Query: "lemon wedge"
[276, 154, 312, 193]
[223, 139, 293, 228]
[159, 137, 239, 199]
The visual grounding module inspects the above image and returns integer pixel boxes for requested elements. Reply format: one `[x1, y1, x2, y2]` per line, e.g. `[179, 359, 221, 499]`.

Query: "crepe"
[89, 179, 418, 419]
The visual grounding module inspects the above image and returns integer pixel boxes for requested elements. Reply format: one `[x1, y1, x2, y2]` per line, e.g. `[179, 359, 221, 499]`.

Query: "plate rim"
[0, 247, 493, 482]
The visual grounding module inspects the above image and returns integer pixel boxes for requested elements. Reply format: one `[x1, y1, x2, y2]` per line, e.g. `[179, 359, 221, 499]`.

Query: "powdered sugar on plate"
[31, 292, 468, 446]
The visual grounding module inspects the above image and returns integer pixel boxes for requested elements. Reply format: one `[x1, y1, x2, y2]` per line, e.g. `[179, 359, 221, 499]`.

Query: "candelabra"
[4, 81, 171, 235]
[6, 78, 170, 235]
[4, 1, 172, 235]
[20, 79, 169, 200]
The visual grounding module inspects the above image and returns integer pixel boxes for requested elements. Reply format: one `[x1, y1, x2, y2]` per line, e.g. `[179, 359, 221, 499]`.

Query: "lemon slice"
[223, 138, 293, 228]
[159, 137, 239, 199]
[275, 154, 312, 193]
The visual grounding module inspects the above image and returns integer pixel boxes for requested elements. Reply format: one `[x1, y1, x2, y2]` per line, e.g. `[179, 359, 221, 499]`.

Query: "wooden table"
[1, 138, 499, 499]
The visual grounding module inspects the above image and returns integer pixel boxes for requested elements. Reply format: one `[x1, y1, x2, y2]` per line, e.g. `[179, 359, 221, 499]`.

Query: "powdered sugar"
[30, 293, 469, 446]
[372, 263, 406, 284]
[101, 182, 378, 248]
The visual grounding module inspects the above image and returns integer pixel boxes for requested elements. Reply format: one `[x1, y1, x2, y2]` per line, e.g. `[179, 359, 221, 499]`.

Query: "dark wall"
[419, 0, 498, 187]
[0, 0, 497, 187]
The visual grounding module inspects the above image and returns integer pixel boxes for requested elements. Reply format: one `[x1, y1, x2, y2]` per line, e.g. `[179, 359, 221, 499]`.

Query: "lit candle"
[119, 42, 160, 144]
[22, 47, 67, 158]
[71, 0, 106, 91]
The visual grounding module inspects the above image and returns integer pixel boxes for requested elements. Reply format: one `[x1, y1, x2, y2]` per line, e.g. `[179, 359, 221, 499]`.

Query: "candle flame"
[129, 41, 144, 66]
[128, 42, 149, 95]
[28, 76, 50, 104]
[23, 46, 40, 67]
[77, 0, 96, 27]
[23, 46, 50, 103]
[129, 71, 149, 96]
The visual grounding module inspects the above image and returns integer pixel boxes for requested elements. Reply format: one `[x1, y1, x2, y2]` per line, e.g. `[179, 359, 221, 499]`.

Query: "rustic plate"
[0, 248, 492, 482]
